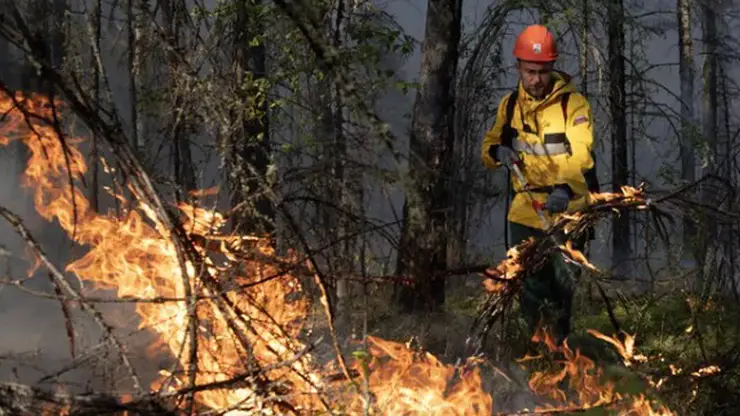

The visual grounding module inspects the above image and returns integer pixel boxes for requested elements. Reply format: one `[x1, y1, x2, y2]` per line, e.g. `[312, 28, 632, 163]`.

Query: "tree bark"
[231, 0, 275, 238]
[718, 63, 738, 299]
[696, 0, 718, 289]
[701, 1, 717, 183]
[580, 0, 588, 98]
[678, 0, 697, 257]
[127, 0, 144, 150]
[310, 0, 353, 336]
[162, 0, 196, 198]
[395, 0, 463, 314]
[90, 0, 102, 213]
[20, 1, 47, 92]
[608, 0, 630, 273]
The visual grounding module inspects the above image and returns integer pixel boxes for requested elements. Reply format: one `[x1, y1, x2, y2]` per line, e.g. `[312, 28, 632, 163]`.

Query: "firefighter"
[481, 24, 596, 345]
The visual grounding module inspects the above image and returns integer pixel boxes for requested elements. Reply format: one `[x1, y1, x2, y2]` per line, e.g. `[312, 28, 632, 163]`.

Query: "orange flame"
[527, 325, 617, 409]
[0, 90, 496, 415]
[345, 336, 492, 415]
[482, 239, 535, 292]
[523, 326, 675, 415]
[1, 91, 683, 416]
[0, 92, 324, 412]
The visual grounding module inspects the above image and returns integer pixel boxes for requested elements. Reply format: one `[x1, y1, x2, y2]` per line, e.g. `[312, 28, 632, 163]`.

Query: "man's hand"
[546, 186, 571, 214]
[489, 145, 520, 170]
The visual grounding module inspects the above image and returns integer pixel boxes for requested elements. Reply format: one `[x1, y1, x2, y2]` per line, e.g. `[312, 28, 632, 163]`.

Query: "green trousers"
[509, 221, 585, 345]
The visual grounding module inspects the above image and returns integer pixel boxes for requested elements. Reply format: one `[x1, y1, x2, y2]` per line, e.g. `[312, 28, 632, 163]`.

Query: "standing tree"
[161, 0, 196, 199]
[89, 0, 102, 212]
[696, 0, 718, 287]
[316, 0, 353, 334]
[395, 0, 463, 314]
[127, 0, 144, 150]
[229, 0, 275, 238]
[678, 0, 697, 258]
[608, 0, 631, 273]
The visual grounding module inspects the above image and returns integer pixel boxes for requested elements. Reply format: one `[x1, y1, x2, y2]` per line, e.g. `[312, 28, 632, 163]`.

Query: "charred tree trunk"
[608, 0, 631, 273]
[395, 0, 463, 314]
[231, 0, 275, 238]
[678, 0, 697, 261]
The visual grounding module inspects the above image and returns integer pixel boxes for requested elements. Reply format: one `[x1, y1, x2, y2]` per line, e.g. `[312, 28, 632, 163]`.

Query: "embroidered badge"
[573, 115, 588, 126]
[532, 43, 542, 53]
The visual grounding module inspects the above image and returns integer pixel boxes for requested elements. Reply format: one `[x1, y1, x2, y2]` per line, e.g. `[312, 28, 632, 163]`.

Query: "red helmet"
[513, 24, 558, 62]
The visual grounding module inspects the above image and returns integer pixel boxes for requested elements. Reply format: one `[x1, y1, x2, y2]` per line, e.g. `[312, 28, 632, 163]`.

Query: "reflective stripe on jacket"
[481, 71, 595, 230]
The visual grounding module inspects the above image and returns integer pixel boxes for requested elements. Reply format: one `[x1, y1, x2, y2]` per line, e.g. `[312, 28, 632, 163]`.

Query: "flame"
[0, 89, 495, 415]
[341, 336, 492, 415]
[482, 239, 535, 292]
[587, 330, 648, 367]
[0, 92, 325, 412]
[559, 240, 599, 272]
[0, 91, 686, 415]
[589, 185, 646, 204]
[526, 325, 617, 409]
[522, 325, 675, 415]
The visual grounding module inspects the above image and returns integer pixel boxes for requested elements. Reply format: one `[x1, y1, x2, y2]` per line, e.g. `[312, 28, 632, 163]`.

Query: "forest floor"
[303, 265, 740, 415]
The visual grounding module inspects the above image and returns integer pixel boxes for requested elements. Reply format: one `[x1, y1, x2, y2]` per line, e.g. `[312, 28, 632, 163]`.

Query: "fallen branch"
[0, 382, 174, 415]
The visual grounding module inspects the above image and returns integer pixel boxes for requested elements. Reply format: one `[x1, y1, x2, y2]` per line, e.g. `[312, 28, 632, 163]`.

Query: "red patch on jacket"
[573, 115, 588, 126]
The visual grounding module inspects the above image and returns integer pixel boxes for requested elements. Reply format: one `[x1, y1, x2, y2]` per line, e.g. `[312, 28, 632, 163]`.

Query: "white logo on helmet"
[532, 43, 542, 53]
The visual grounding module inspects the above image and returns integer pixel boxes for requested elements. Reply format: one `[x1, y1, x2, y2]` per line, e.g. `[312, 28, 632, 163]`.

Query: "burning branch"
[0, 87, 324, 412]
[0, 7, 333, 414]
[0, 4, 732, 415]
[470, 179, 739, 354]
[468, 184, 673, 355]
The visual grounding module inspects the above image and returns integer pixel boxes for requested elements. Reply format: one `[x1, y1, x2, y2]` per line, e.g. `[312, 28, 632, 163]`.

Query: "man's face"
[517, 60, 554, 99]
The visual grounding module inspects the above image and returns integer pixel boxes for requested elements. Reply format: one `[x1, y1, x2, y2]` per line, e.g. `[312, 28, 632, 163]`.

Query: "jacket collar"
[517, 70, 576, 111]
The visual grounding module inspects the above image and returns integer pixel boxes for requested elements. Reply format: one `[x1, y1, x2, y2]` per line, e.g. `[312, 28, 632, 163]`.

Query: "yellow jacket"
[481, 71, 595, 229]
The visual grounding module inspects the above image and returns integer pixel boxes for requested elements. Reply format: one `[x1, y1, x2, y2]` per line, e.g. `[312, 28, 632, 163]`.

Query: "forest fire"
[344, 336, 493, 414]
[0, 91, 680, 414]
[0, 91, 324, 412]
[523, 326, 674, 415]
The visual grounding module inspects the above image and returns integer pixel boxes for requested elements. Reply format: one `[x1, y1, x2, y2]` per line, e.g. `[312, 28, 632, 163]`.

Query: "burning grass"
[0, 91, 729, 415]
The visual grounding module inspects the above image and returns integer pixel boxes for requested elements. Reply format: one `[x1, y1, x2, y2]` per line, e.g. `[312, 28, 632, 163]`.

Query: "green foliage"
[572, 289, 740, 413]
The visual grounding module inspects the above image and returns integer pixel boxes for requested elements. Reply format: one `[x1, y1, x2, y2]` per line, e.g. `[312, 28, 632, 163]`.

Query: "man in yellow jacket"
[481, 24, 596, 344]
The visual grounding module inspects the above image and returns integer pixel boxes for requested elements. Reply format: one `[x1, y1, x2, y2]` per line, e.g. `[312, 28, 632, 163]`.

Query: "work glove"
[546, 185, 571, 214]
[489, 145, 520, 170]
